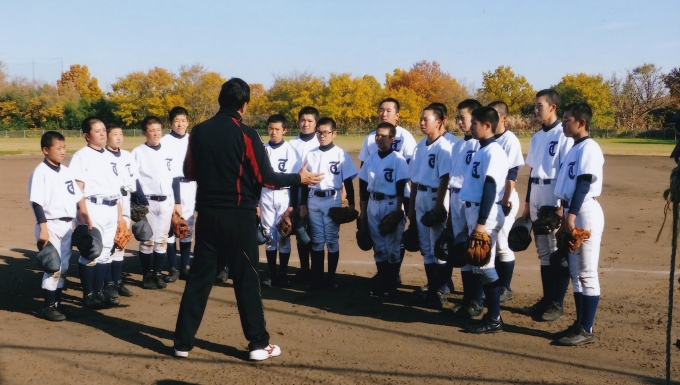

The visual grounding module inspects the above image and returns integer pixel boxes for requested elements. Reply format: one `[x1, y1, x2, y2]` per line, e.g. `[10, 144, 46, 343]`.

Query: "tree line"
[0, 60, 678, 135]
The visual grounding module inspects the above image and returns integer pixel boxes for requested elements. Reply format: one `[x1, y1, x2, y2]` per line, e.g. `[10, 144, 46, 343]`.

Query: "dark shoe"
[154, 273, 167, 289]
[541, 302, 564, 322]
[142, 273, 158, 290]
[519, 298, 550, 316]
[115, 280, 134, 297]
[553, 322, 580, 340]
[557, 325, 595, 346]
[216, 268, 229, 282]
[261, 277, 272, 287]
[164, 267, 179, 283]
[423, 290, 447, 310]
[41, 304, 66, 321]
[94, 291, 112, 308]
[292, 269, 311, 283]
[83, 293, 104, 309]
[102, 284, 120, 305]
[452, 300, 483, 319]
[464, 313, 503, 334]
[499, 287, 514, 303]
[180, 267, 190, 280]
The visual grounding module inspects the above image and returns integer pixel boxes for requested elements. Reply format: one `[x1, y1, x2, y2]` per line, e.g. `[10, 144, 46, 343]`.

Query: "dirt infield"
[0, 153, 679, 385]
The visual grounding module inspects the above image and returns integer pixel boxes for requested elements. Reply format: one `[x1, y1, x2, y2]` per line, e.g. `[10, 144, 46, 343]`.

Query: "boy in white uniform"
[29, 131, 88, 320]
[553, 103, 605, 346]
[358, 122, 409, 296]
[300, 117, 358, 290]
[408, 105, 452, 308]
[69, 117, 124, 308]
[488, 101, 524, 302]
[161, 107, 196, 282]
[459, 106, 509, 333]
[521, 89, 574, 321]
[132, 116, 175, 290]
[259, 114, 301, 287]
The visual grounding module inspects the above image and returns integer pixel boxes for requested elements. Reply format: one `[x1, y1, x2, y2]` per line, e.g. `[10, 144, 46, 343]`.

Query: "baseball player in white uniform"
[521, 89, 573, 322]
[488, 101, 524, 302]
[69, 117, 124, 308]
[427, 102, 458, 147]
[358, 122, 409, 296]
[29, 131, 88, 320]
[260, 114, 302, 287]
[408, 105, 452, 308]
[553, 102, 604, 346]
[459, 106, 509, 334]
[301, 117, 358, 291]
[161, 107, 196, 283]
[132, 116, 175, 290]
[289, 106, 320, 283]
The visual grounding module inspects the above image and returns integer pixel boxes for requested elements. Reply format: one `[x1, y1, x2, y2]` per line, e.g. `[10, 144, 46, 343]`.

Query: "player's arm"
[343, 178, 355, 211]
[434, 174, 450, 216]
[77, 197, 92, 229]
[133, 180, 149, 207]
[117, 201, 124, 223]
[184, 131, 196, 181]
[563, 174, 593, 232]
[395, 179, 406, 213]
[408, 183, 418, 223]
[31, 202, 49, 247]
[299, 185, 309, 218]
[172, 177, 182, 216]
[501, 166, 519, 214]
[474, 176, 497, 234]
[359, 179, 368, 220]
[521, 168, 532, 220]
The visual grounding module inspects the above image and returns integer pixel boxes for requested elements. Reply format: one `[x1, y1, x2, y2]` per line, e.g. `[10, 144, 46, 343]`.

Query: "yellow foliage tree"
[176, 64, 225, 125]
[57, 64, 103, 100]
[553, 73, 615, 129]
[266, 72, 326, 126]
[320, 73, 384, 133]
[477, 66, 535, 114]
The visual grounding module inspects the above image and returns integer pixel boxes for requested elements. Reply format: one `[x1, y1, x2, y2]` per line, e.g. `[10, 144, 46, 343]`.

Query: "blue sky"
[1, 0, 678, 92]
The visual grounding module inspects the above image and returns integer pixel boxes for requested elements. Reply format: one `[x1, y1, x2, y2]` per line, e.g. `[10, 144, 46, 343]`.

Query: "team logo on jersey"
[65, 180, 75, 195]
[111, 162, 118, 176]
[166, 158, 172, 171]
[125, 163, 133, 177]
[383, 168, 394, 182]
[471, 161, 480, 178]
[428, 154, 435, 169]
[278, 159, 288, 172]
[549, 141, 558, 156]
[568, 161, 576, 179]
[465, 150, 475, 165]
[329, 161, 340, 175]
[391, 139, 401, 151]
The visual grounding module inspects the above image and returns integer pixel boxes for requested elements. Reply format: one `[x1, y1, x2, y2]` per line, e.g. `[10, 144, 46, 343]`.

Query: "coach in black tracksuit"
[173, 78, 323, 358]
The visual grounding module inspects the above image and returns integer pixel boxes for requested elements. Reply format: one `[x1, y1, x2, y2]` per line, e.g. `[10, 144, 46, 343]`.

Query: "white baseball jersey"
[132, 143, 174, 197]
[304, 145, 358, 191]
[554, 137, 604, 203]
[409, 136, 452, 188]
[495, 130, 524, 172]
[160, 131, 189, 178]
[459, 140, 509, 203]
[69, 146, 120, 198]
[28, 161, 83, 219]
[289, 134, 320, 163]
[358, 125, 417, 162]
[265, 140, 302, 175]
[358, 150, 409, 196]
[447, 136, 480, 189]
[525, 123, 573, 179]
[444, 132, 458, 146]
[106, 148, 138, 191]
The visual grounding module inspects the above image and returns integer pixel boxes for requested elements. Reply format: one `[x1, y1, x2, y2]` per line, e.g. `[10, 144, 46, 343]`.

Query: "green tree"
[552, 73, 614, 128]
[610, 63, 672, 130]
[477, 66, 535, 115]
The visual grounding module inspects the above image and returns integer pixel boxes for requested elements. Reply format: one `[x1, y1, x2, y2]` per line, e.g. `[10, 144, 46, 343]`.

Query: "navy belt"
[371, 193, 396, 201]
[449, 187, 461, 194]
[465, 202, 479, 207]
[179, 177, 191, 183]
[147, 196, 167, 202]
[89, 197, 118, 206]
[314, 190, 336, 198]
[530, 178, 554, 185]
[417, 185, 438, 192]
[49, 217, 73, 222]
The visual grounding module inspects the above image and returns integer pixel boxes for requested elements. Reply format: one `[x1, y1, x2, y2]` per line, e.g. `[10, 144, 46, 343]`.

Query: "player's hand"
[433, 204, 446, 218]
[565, 213, 576, 233]
[256, 207, 260, 217]
[556, 206, 564, 217]
[38, 229, 49, 249]
[359, 211, 366, 221]
[299, 205, 308, 219]
[521, 204, 530, 221]
[174, 204, 182, 217]
[299, 162, 324, 186]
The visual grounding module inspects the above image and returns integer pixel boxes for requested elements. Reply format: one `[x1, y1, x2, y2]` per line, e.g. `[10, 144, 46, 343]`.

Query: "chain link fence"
[0, 129, 175, 139]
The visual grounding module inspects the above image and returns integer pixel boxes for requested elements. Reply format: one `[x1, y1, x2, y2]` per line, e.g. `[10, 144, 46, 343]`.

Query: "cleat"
[249, 344, 281, 361]
[541, 302, 564, 322]
[142, 273, 158, 289]
[499, 287, 515, 303]
[154, 273, 167, 289]
[464, 313, 503, 334]
[115, 280, 134, 297]
[180, 267, 190, 280]
[216, 268, 229, 282]
[83, 292, 104, 309]
[102, 284, 120, 306]
[164, 267, 179, 283]
[174, 348, 189, 358]
[557, 325, 595, 346]
[41, 304, 66, 321]
[519, 298, 550, 317]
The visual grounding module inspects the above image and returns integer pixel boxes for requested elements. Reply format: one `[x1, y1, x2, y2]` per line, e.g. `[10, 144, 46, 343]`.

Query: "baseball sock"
[573, 292, 583, 325]
[167, 242, 178, 270]
[396, 244, 405, 276]
[436, 264, 449, 294]
[482, 279, 502, 320]
[310, 249, 325, 285]
[298, 242, 310, 272]
[79, 263, 94, 296]
[266, 250, 277, 276]
[139, 252, 152, 277]
[386, 262, 399, 292]
[374, 260, 388, 292]
[153, 252, 166, 274]
[424, 263, 436, 291]
[470, 274, 484, 306]
[496, 260, 515, 291]
[105, 262, 113, 285]
[93, 263, 107, 294]
[581, 295, 600, 333]
[327, 251, 339, 282]
[540, 265, 552, 301]
[460, 270, 473, 306]
[179, 242, 192, 268]
[44, 289, 56, 307]
[279, 252, 290, 274]
[56, 288, 63, 305]
[552, 265, 571, 307]
[111, 260, 124, 283]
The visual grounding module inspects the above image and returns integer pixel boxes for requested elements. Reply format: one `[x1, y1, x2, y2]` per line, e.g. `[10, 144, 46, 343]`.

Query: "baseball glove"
[171, 212, 190, 239]
[465, 230, 492, 267]
[420, 209, 447, 227]
[130, 204, 149, 223]
[328, 206, 359, 224]
[557, 227, 591, 253]
[378, 209, 404, 236]
[113, 221, 131, 250]
[277, 215, 294, 237]
[356, 217, 373, 251]
[533, 206, 562, 235]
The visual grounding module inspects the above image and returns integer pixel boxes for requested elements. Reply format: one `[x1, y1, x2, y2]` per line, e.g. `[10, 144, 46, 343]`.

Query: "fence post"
[24, 130, 26, 138]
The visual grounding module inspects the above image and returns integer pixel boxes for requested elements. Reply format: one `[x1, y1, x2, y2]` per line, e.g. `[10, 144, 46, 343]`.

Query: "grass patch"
[0, 150, 24, 155]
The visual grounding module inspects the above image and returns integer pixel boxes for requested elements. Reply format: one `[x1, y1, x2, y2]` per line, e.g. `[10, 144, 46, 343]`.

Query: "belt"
[449, 187, 461, 194]
[88, 197, 118, 206]
[417, 185, 438, 192]
[370, 193, 396, 201]
[530, 178, 555, 185]
[147, 195, 168, 202]
[314, 190, 337, 198]
[48, 217, 73, 222]
[120, 188, 129, 196]
[179, 177, 191, 183]
[465, 201, 502, 208]
[266, 186, 289, 191]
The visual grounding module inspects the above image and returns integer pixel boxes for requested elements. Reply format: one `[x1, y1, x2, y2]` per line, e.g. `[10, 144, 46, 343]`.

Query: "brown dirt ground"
[0, 153, 679, 385]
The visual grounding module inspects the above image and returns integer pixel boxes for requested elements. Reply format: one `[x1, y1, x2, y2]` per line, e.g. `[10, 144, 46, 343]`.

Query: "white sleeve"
[402, 133, 417, 160]
[395, 156, 409, 182]
[559, 137, 574, 167]
[28, 170, 44, 206]
[358, 157, 369, 181]
[507, 137, 525, 169]
[341, 151, 358, 180]
[289, 147, 302, 174]
[435, 142, 452, 179]
[578, 143, 604, 183]
[358, 134, 371, 162]
[68, 152, 87, 184]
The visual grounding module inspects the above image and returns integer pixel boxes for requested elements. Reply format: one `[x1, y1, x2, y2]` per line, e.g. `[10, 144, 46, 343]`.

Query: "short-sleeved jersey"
[160, 131, 189, 178]
[289, 134, 320, 164]
[304, 145, 358, 191]
[444, 132, 458, 146]
[495, 129, 525, 175]
[69, 145, 121, 198]
[132, 143, 174, 197]
[525, 123, 573, 179]
[409, 136, 452, 188]
[106, 148, 138, 191]
[459, 140, 509, 203]
[29, 161, 83, 219]
[554, 137, 604, 203]
[358, 150, 409, 196]
[358, 125, 417, 162]
[447, 136, 480, 189]
[264, 140, 301, 175]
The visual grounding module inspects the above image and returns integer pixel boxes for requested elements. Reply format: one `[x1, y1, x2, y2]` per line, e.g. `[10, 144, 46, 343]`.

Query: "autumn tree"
[610, 63, 672, 130]
[57, 64, 103, 100]
[552, 73, 614, 128]
[176, 64, 225, 125]
[319, 73, 384, 133]
[477, 66, 535, 115]
[665, 67, 680, 108]
[265, 72, 326, 127]
[0, 61, 6, 90]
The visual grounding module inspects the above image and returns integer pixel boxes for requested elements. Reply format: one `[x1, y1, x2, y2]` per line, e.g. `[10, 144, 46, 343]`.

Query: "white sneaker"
[174, 348, 189, 358]
[249, 344, 281, 361]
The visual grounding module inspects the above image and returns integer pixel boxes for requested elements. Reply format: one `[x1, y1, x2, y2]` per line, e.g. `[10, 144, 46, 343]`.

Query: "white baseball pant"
[415, 189, 449, 265]
[168, 181, 197, 244]
[77, 200, 117, 266]
[259, 188, 292, 253]
[529, 182, 560, 266]
[35, 219, 73, 291]
[465, 203, 505, 284]
[368, 197, 404, 263]
[307, 192, 341, 253]
[140, 198, 173, 254]
[496, 190, 520, 262]
[566, 199, 604, 296]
